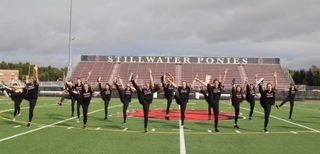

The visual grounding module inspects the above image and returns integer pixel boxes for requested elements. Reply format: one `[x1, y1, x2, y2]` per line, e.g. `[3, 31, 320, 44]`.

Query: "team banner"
[81, 55, 280, 65]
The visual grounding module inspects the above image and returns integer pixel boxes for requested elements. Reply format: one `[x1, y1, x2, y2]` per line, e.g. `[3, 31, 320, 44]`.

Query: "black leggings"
[81, 102, 90, 125]
[232, 102, 240, 124]
[180, 101, 188, 126]
[122, 101, 129, 123]
[261, 102, 272, 129]
[7, 90, 23, 117]
[200, 91, 212, 119]
[165, 97, 173, 115]
[211, 102, 220, 129]
[28, 99, 37, 122]
[103, 98, 111, 117]
[247, 98, 255, 118]
[10, 95, 23, 117]
[60, 94, 80, 117]
[142, 102, 151, 129]
[116, 87, 131, 123]
[68, 93, 82, 119]
[14, 99, 23, 117]
[174, 95, 188, 125]
[279, 97, 294, 118]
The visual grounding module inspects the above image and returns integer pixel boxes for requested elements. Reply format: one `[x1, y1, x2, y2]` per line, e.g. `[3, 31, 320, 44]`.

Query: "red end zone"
[128, 109, 243, 121]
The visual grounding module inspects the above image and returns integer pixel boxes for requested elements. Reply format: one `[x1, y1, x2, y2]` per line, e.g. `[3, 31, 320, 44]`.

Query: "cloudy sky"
[0, 0, 319, 69]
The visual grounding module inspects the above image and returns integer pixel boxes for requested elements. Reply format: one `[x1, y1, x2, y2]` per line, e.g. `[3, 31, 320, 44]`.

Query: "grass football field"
[0, 96, 319, 154]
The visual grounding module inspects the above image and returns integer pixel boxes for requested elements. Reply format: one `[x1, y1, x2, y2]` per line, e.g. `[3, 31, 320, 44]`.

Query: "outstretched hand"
[113, 77, 118, 84]
[194, 74, 199, 80]
[224, 68, 229, 74]
[274, 72, 277, 78]
[245, 78, 249, 83]
[66, 81, 73, 86]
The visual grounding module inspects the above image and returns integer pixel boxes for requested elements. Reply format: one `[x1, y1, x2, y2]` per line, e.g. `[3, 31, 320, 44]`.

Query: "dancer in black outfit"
[24, 65, 40, 127]
[114, 75, 135, 126]
[73, 78, 83, 123]
[72, 73, 91, 122]
[67, 81, 93, 128]
[168, 76, 196, 127]
[276, 83, 298, 119]
[161, 73, 175, 120]
[57, 82, 76, 117]
[130, 69, 156, 132]
[244, 75, 258, 120]
[0, 80, 25, 121]
[97, 77, 112, 120]
[231, 79, 244, 129]
[258, 72, 278, 132]
[196, 69, 228, 132]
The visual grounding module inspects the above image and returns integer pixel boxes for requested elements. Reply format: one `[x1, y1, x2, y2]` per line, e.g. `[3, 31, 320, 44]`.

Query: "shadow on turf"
[2, 120, 17, 125]
[46, 113, 71, 121]
[304, 116, 320, 119]
[271, 125, 305, 130]
[89, 115, 110, 122]
[289, 119, 315, 124]
[102, 123, 124, 129]
[148, 119, 179, 128]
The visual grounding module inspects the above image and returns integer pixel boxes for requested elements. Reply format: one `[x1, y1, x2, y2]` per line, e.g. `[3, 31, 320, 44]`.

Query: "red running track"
[128, 109, 243, 121]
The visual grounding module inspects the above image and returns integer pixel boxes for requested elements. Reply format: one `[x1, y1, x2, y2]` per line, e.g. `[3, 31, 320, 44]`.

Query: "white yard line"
[179, 105, 186, 154]
[0, 104, 122, 142]
[179, 125, 186, 154]
[241, 107, 320, 133]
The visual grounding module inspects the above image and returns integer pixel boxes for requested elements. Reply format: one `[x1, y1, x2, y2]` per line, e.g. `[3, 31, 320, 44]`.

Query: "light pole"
[67, 0, 73, 79]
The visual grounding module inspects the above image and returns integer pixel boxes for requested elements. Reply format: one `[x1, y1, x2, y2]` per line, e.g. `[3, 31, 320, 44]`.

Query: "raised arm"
[274, 72, 278, 90]
[195, 74, 207, 86]
[191, 74, 198, 89]
[33, 65, 39, 85]
[84, 71, 92, 82]
[255, 74, 258, 85]
[161, 74, 167, 84]
[97, 76, 102, 90]
[243, 78, 249, 92]
[149, 69, 154, 89]
[258, 82, 264, 94]
[167, 78, 177, 88]
[118, 76, 125, 89]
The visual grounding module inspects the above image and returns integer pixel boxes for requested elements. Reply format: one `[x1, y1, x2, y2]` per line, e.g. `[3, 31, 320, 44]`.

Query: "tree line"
[289, 65, 320, 86]
[0, 61, 67, 81]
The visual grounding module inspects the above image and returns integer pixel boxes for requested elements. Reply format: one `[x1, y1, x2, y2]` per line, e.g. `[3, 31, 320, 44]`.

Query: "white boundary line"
[0, 104, 122, 142]
[178, 105, 186, 154]
[241, 107, 320, 133]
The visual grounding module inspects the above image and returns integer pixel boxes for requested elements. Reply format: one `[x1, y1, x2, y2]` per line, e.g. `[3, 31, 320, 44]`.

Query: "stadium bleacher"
[71, 55, 292, 90]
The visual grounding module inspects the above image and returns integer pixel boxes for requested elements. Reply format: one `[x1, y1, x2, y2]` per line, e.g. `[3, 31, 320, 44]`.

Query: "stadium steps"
[109, 63, 120, 83]
[175, 64, 182, 85]
[237, 65, 247, 83]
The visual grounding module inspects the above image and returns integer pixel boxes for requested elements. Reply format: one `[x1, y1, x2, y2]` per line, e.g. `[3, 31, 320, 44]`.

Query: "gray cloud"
[0, 0, 319, 69]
